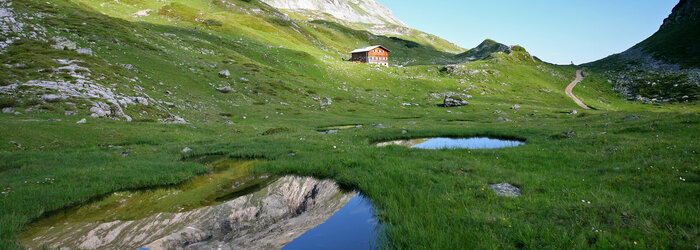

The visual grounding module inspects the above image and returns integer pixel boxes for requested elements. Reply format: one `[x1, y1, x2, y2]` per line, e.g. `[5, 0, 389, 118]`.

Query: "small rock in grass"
[2, 107, 15, 114]
[497, 117, 512, 122]
[121, 149, 132, 156]
[218, 70, 231, 78]
[217, 86, 233, 93]
[76, 48, 92, 55]
[8, 141, 21, 148]
[319, 130, 338, 135]
[224, 120, 234, 125]
[181, 147, 192, 153]
[320, 97, 332, 106]
[41, 94, 64, 103]
[371, 124, 386, 128]
[488, 183, 521, 197]
[64, 111, 77, 116]
[443, 96, 468, 107]
[569, 110, 578, 115]
[510, 105, 520, 110]
[402, 130, 408, 134]
[76, 118, 87, 124]
[50, 37, 77, 50]
[564, 131, 576, 138]
[493, 110, 505, 115]
[624, 115, 640, 120]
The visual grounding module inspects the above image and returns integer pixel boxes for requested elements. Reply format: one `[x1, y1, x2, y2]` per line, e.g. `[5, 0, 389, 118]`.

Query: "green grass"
[0, 0, 698, 248]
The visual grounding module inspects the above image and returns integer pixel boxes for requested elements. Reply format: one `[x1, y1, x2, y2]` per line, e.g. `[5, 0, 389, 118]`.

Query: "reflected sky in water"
[283, 195, 379, 250]
[412, 137, 524, 149]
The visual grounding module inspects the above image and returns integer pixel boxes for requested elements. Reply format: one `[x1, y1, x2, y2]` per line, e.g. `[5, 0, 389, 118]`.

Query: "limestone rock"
[50, 37, 77, 50]
[510, 105, 520, 110]
[488, 183, 521, 197]
[217, 86, 233, 93]
[319, 130, 338, 135]
[443, 96, 468, 107]
[76, 118, 87, 124]
[181, 147, 192, 153]
[2, 107, 14, 114]
[76, 48, 92, 55]
[89, 102, 112, 118]
[218, 70, 231, 78]
[624, 115, 640, 120]
[41, 94, 64, 103]
[320, 97, 332, 106]
[134, 97, 149, 105]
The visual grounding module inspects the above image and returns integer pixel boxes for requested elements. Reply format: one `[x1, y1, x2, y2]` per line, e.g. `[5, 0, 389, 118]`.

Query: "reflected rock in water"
[22, 176, 354, 250]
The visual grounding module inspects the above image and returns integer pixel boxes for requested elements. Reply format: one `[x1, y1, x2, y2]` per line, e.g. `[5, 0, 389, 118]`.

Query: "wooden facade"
[349, 45, 390, 66]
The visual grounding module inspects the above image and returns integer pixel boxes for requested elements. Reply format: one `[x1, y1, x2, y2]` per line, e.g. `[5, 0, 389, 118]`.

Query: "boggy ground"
[1, 105, 698, 249]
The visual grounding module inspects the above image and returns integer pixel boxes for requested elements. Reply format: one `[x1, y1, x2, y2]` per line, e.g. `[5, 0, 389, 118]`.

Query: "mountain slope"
[454, 39, 512, 63]
[585, 0, 699, 103]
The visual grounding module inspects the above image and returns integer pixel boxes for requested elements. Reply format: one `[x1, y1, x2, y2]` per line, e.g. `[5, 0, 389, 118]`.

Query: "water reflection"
[377, 137, 525, 149]
[20, 160, 379, 250]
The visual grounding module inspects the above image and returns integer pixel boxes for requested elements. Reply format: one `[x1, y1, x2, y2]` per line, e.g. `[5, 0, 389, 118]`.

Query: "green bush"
[202, 19, 223, 27]
[262, 127, 292, 135]
[0, 97, 16, 108]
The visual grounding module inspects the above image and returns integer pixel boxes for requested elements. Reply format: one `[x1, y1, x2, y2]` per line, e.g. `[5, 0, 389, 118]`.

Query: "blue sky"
[376, 0, 679, 65]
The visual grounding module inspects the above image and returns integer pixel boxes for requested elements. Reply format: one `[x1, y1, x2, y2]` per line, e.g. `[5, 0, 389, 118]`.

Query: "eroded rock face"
[21, 176, 354, 250]
[260, 0, 406, 27]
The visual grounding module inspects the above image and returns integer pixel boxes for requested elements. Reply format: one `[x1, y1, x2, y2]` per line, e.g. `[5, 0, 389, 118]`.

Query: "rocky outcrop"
[21, 176, 355, 250]
[443, 95, 468, 107]
[260, 0, 406, 27]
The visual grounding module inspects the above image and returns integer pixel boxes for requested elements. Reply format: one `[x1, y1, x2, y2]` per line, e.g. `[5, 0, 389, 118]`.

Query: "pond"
[20, 159, 380, 249]
[377, 137, 525, 149]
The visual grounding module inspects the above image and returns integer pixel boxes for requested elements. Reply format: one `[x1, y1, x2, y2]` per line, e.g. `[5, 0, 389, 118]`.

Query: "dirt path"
[565, 70, 591, 109]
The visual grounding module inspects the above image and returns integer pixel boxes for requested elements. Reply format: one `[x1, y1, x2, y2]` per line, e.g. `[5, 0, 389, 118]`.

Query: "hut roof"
[350, 45, 391, 53]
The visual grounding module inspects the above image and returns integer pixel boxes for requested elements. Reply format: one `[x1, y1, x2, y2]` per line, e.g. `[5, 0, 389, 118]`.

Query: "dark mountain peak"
[660, 0, 699, 30]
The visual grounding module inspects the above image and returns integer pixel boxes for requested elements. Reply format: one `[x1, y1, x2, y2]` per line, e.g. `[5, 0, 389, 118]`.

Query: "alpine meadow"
[0, 0, 698, 249]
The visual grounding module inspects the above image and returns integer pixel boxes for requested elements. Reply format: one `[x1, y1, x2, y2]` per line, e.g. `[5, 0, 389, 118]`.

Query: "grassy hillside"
[0, 0, 698, 249]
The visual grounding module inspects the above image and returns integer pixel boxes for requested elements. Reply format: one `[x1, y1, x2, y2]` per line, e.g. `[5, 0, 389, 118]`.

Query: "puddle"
[20, 159, 379, 250]
[283, 194, 380, 249]
[377, 137, 525, 149]
[318, 124, 363, 131]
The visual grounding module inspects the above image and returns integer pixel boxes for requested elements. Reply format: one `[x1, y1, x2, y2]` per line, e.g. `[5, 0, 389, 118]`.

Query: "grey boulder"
[488, 183, 521, 197]
[443, 96, 468, 107]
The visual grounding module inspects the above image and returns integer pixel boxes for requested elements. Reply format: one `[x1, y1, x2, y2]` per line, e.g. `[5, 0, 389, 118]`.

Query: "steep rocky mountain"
[585, 0, 699, 103]
[260, 0, 464, 53]
[261, 0, 406, 27]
